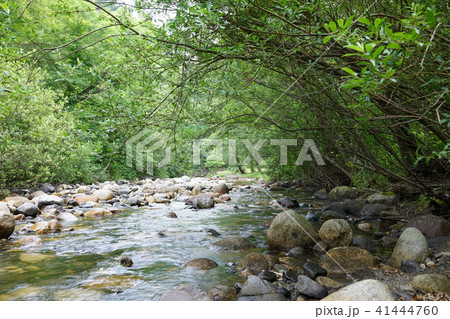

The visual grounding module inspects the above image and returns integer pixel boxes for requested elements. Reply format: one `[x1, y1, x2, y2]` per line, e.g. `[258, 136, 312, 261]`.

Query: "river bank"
[0, 176, 449, 300]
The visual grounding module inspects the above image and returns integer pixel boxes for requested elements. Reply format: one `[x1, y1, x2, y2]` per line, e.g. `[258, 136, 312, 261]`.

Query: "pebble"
[420, 263, 427, 270]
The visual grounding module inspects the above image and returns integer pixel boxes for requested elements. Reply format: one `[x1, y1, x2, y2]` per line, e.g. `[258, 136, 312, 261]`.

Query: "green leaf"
[374, 18, 383, 30]
[0, 3, 8, 11]
[386, 43, 401, 50]
[372, 45, 385, 59]
[358, 17, 371, 25]
[323, 35, 332, 44]
[338, 19, 344, 28]
[365, 43, 376, 53]
[344, 16, 354, 29]
[329, 21, 337, 32]
[426, 8, 436, 28]
[342, 67, 356, 76]
[345, 44, 364, 53]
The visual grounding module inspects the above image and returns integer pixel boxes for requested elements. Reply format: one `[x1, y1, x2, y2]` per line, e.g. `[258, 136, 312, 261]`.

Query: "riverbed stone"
[160, 285, 211, 301]
[75, 196, 98, 205]
[84, 208, 112, 217]
[4, 196, 29, 209]
[238, 252, 278, 275]
[287, 246, 304, 258]
[208, 285, 236, 301]
[361, 203, 390, 217]
[313, 189, 328, 199]
[93, 189, 114, 201]
[17, 236, 42, 246]
[0, 202, 10, 214]
[57, 212, 78, 222]
[405, 215, 450, 237]
[343, 199, 364, 215]
[212, 237, 255, 251]
[118, 256, 133, 267]
[411, 274, 450, 294]
[76, 186, 91, 194]
[15, 203, 39, 218]
[237, 275, 278, 297]
[37, 195, 64, 209]
[183, 258, 218, 270]
[366, 192, 396, 206]
[213, 183, 229, 194]
[303, 262, 327, 280]
[185, 195, 215, 209]
[400, 260, 422, 274]
[388, 227, 429, 268]
[278, 196, 299, 208]
[295, 275, 328, 299]
[316, 276, 345, 290]
[328, 186, 360, 200]
[0, 212, 15, 239]
[267, 210, 318, 250]
[320, 247, 377, 273]
[322, 279, 395, 301]
[319, 219, 352, 248]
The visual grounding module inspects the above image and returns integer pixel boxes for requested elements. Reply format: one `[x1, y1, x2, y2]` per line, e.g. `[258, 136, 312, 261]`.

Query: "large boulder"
[92, 189, 114, 201]
[295, 275, 328, 299]
[366, 192, 396, 206]
[237, 275, 286, 301]
[328, 186, 360, 200]
[185, 195, 215, 209]
[388, 227, 429, 268]
[405, 215, 450, 237]
[320, 247, 377, 273]
[267, 210, 318, 250]
[318, 219, 352, 248]
[183, 258, 218, 270]
[160, 285, 211, 301]
[37, 195, 64, 209]
[238, 252, 278, 275]
[212, 237, 255, 251]
[0, 212, 15, 239]
[322, 279, 395, 301]
[411, 274, 450, 294]
[343, 199, 364, 215]
[15, 203, 39, 218]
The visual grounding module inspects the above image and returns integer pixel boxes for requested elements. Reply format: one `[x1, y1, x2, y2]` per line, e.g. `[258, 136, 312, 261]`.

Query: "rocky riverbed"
[0, 177, 449, 301]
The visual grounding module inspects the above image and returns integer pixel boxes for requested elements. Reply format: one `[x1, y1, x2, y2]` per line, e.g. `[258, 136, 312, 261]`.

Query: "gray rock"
[92, 189, 115, 201]
[186, 195, 215, 209]
[287, 246, 305, 258]
[39, 183, 55, 194]
[328, 186, 360, 200]
[343, 199, 364, 215]
[405, 215, 450, 237]
[0, 212, 15, 239]
[38, 195, 64, 209]
[366, 192, 396, 206]
[389, 227, 429, 268]
[259, 270, 277, 282]
[16, 202, 39, 217]
[296, 275, 328, 299]
[124, 197, 140, 206]
[238, 252, 278, 274]
[361, 203, 390, 217]
[321, 210, 346, 221]
[183, 258, 218, 270]
[400, 260, 421, 274]
[212, 237, 255, 251]
[117, 187, 131, 195]
[278, 196, 299, 208]
[213, 183, 229, 194]
[318, 219, 352, 248]
[411, 274, 450, 294]
[320, 247, 377, 273]
[118, 256, 133, 267]
[323, 202, 344, 212]
[238, 275, 278, 296]
[322, 279, 395, 301]
[160, 285, 211, 301]
[267, 210, 318, 250]
[303, 262, 327, 280]
[0, 202, 10, 214]
[208, 285, 236, 301]
[305, 211, 319, 222]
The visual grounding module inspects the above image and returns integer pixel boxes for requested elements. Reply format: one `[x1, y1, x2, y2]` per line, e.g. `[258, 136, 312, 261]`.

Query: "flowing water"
[0, 182, 390, 300]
